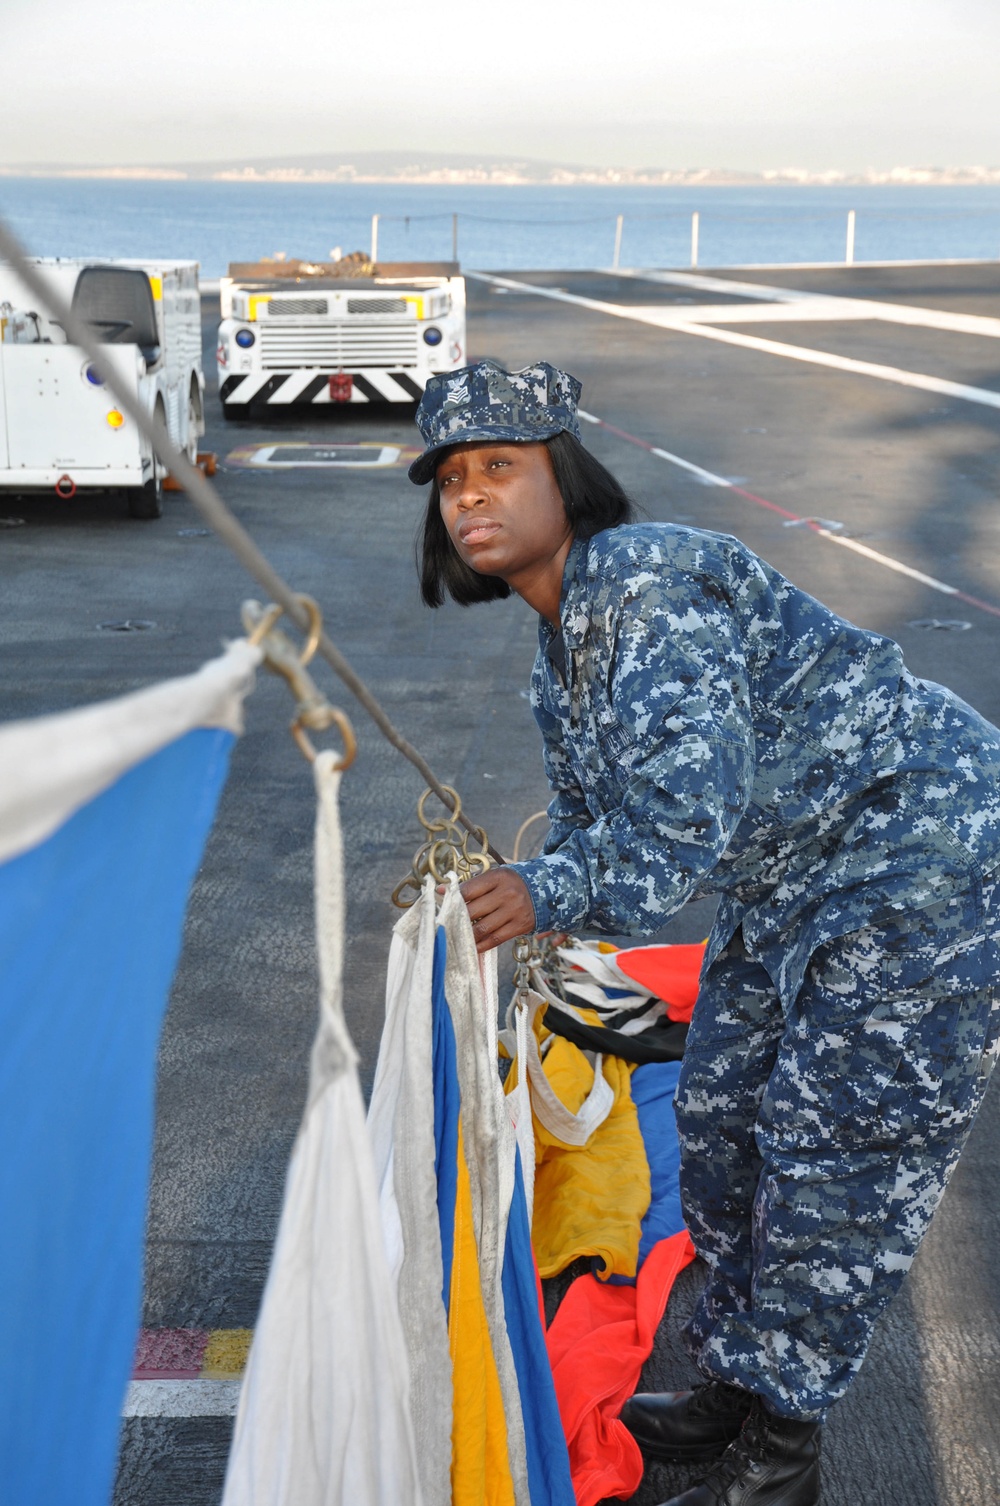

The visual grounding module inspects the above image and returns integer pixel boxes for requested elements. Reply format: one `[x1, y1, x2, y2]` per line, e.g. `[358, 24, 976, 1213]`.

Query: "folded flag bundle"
[225, 807, 707, 1504]
[524, 938, 703, 1065]
[500, 936, 706, 1505]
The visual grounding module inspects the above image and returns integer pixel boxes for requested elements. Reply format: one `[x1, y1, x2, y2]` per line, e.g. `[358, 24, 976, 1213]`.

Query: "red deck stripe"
[132, 1328, 210, 1379]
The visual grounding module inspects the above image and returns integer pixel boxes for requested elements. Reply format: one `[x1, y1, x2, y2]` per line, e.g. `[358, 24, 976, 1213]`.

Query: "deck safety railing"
[365, 205, 1000, 270]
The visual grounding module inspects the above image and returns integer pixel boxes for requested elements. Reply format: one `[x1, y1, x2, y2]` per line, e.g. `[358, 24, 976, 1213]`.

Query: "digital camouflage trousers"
[674, 878, 1000, 1419]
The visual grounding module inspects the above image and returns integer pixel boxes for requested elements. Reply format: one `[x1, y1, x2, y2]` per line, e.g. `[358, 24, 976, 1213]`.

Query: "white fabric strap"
[556, 939, 653, 1009]
[370, 883, 453, 1506]
[508, 985, 615, 1148]
[306, 755, 358, 1108]
[366, 934, 419, 1291]
[222, 750, 422, 1506]
[505, 998, 537, 1227]
[480, 944, 501, 1065]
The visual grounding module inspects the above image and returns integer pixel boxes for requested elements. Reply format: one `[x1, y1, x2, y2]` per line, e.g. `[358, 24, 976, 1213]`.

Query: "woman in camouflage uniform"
[409, 359, 1000, 1506]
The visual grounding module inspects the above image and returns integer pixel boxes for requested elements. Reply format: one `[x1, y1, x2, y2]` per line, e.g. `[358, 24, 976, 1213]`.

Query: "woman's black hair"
[417, 429, 636, 608]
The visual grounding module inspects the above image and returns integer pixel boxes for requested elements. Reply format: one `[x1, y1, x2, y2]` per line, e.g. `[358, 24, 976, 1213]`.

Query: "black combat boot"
[619, 1379, 752, 1462]
[655, 1397, 822, 1506]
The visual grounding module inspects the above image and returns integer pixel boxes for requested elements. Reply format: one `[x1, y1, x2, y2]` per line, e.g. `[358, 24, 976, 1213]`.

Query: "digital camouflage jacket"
[509, 525, 1000, 1008]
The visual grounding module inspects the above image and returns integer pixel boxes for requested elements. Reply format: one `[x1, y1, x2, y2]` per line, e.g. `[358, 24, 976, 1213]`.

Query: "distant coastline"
[2, 154, 1000, 189]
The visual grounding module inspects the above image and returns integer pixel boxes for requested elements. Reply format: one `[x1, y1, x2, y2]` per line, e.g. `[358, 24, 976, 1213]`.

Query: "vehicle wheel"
[131, 396, 168, 517]
[186, 384, 202, 462]
[128, 476, 163, 520]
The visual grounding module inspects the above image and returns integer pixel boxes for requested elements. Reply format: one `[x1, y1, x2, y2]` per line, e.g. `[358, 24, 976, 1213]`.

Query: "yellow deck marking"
[200, 1328, 253, 1377]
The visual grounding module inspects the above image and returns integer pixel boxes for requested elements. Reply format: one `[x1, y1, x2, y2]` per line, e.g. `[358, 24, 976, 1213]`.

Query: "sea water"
[2, 178, 1000, 277]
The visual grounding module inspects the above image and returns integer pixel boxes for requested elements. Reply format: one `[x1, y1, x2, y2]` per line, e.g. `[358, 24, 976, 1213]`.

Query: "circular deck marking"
[226, 441, 421, 470]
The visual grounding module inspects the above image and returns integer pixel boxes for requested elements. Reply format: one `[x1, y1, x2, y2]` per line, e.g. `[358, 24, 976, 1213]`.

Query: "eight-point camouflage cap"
[408, 359, 583, 484]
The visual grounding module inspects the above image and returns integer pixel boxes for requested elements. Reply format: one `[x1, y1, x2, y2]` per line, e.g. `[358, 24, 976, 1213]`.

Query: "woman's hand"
[455, 867, 536, 953]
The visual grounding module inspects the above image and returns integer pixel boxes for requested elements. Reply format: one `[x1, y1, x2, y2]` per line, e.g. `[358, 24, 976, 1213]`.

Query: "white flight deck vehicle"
[216, 258, 466, 418]
[0, 258, 205, 519]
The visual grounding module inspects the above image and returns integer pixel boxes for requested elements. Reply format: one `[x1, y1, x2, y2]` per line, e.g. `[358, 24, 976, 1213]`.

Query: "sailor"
[408, 359, 1000, 1506]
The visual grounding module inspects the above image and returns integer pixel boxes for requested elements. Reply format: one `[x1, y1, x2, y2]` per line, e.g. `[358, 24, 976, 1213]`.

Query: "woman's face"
[435, 440, 572, 585]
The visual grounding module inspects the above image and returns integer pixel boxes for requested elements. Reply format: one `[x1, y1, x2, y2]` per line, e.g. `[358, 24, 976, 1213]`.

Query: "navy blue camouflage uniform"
[509, 522, 1000, 1420]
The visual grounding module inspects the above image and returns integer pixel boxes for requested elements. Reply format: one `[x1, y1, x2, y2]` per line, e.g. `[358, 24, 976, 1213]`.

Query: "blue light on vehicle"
[423, 326, 443, 346]
[235, 328, 256, 348]
[85, 364, 104, 386]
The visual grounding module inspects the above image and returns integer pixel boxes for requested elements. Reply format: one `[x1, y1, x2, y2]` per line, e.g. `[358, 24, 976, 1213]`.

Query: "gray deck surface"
[3, 261, 999, 1505]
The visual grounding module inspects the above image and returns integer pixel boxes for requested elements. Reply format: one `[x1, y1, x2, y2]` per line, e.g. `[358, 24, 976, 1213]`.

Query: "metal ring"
[293, 593, 323, 666]
[426, 839, 460, 882]
[417, 784, 462, 833]
[291, 706, 357, 771]
[391, 876, 422, 909]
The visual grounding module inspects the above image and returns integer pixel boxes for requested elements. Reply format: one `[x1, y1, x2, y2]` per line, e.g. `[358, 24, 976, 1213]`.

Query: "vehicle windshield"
[71, 268, 159, 356]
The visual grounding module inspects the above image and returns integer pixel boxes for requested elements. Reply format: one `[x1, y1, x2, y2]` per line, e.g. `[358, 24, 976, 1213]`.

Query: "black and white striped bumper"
[219, 370, 426, 406]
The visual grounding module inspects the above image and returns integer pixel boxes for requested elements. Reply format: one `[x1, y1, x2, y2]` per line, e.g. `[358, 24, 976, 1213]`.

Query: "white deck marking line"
[123, 1379, 242, 1417]
[605, 269, 817, 303]
[816, 533, 960, 594]
[618, 300, 1000, 336]
[651, 443, 733, 486]
[611, 269, 1000, 339]
[575, 409, 1000, 620]
[469, 273, 1000, 412]
[624, 301, 875, 326]
[669, 257, 993, 273]
[641, 321, 1000, 408]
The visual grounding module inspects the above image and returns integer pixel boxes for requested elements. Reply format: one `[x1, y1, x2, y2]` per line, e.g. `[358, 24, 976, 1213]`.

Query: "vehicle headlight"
[235, 328, 256, 349]
[84, 363, 105, 386]
[422, 326, 443, 347]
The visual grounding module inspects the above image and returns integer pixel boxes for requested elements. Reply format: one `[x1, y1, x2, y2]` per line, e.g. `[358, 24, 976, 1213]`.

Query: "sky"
[3, 0, 1000, 171]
